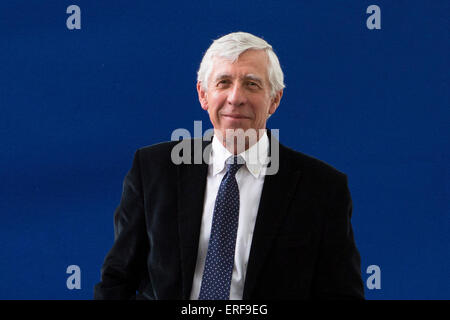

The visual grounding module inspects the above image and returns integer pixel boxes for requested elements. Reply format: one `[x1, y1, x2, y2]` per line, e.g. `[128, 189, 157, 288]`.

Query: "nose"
[227, 83, 247, 107]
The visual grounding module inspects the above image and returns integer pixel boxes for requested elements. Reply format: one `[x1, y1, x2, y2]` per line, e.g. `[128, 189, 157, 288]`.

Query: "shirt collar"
[210, 131, 270, 178]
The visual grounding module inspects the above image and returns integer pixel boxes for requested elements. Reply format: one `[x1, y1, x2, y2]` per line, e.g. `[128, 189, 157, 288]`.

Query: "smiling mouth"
[222, 114, 250, 119]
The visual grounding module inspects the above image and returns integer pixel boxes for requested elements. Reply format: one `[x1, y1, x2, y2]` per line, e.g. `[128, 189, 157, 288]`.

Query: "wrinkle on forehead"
[205, 50, 271, 91]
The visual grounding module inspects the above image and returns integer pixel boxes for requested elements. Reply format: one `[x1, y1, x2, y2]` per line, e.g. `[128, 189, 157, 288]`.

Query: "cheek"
[253, 99, 272, 118]
[205, 96, 220, 118]
[208, 93, 226, 110]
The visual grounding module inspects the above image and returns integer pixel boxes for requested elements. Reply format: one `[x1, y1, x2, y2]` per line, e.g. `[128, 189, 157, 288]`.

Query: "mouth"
[221, 114, 250, 120]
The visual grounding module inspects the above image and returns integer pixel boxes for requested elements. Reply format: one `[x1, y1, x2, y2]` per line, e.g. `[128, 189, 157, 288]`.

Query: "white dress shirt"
[189, 132, 269, 300]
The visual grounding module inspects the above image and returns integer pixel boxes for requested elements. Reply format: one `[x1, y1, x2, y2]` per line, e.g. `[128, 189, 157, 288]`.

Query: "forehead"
[210, 50, 269, 81]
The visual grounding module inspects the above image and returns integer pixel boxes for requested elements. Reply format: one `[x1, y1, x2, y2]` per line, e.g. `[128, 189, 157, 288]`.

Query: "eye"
[247, 81, 260, 88]
[217, 79, 231, 87]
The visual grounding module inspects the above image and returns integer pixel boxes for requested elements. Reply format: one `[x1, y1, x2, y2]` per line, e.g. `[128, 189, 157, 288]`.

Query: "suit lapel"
[242, 142, 302, 299]
[176, 139, 210, 299]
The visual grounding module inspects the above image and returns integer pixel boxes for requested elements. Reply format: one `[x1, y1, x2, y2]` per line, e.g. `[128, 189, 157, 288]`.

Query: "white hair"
[197, 32, 285, 97]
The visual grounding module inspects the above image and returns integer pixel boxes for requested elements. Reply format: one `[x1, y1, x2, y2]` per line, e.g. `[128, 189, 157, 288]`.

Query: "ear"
[268, 89, 283, 115]
[197, 81, 208, 111]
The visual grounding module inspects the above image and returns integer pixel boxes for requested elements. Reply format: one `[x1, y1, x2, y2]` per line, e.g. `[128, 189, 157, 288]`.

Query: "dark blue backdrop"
[0, 0, 448, 299]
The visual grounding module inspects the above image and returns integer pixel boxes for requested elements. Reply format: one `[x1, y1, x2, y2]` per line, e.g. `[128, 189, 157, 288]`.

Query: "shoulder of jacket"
[137, 140, 180, 155]
[280, 143, 347, 183]
[135, 138, 204, 166]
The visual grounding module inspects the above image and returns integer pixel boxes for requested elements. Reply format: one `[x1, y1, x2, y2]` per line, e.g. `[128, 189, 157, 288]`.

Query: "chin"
[221, 118, 251, 128]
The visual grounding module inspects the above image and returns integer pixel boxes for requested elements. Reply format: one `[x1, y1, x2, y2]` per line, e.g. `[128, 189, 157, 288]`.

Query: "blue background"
[0, 0, 448, 299]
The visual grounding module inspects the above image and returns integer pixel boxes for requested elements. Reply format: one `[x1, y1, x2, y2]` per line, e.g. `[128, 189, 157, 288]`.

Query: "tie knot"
[225, 156, 244, 176]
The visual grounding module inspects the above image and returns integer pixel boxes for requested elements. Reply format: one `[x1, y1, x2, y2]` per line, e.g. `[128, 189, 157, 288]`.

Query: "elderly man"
[94, 32, 364, 300]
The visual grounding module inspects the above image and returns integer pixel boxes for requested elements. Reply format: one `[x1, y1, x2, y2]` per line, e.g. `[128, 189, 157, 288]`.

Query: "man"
[94, 32, 364, 300]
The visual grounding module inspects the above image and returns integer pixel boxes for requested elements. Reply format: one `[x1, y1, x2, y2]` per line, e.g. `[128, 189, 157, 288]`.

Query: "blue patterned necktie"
[198, 156, 244, 300]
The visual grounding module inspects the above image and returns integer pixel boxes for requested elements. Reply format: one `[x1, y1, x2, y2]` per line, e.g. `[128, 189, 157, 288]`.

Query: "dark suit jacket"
[94, 135, 364, 300]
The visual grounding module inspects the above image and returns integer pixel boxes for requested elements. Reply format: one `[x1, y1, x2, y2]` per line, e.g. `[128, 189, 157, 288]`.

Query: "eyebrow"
[244, 74, 263, 84]
[213, 73, 232, 82]
[212, 73, 264, 85]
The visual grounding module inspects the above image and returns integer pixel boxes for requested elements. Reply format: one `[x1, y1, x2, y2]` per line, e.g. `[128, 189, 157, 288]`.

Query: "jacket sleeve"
[94, 149, 150, 300]
[312, 174, 365, 299]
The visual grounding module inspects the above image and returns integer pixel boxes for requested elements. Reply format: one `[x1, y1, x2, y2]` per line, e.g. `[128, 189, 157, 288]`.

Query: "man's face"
[197, 49, 283, 142]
